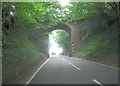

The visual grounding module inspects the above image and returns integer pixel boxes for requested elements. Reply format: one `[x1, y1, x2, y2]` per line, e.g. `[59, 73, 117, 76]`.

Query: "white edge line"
[70, 57, 118, 70]
[26, 57, 51, 85]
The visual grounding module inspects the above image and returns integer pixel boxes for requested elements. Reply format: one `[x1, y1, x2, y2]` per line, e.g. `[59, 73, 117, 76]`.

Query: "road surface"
[28, 55, 118, 85]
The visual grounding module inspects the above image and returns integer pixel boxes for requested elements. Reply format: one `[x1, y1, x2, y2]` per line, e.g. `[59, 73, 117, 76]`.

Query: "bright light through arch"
[49, 47, 63, 56]
[58, 0, 69, 7]
[49, 30, 63, 56]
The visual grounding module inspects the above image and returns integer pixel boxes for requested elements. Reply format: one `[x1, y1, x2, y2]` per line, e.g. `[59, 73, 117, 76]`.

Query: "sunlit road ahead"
[29, 55, 118, 84]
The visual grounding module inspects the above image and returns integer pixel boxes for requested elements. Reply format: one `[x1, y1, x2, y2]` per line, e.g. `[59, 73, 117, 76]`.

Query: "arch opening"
[49, 29, 69, 56]
[47, 23, 72, 57]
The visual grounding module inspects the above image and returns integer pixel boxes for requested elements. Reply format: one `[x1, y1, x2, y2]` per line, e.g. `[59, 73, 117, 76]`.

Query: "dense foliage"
[74, 2, 119, 57]
[53, 30, 69, 55]
[2, 1, 119, 84]
[2, 2, 119, 33]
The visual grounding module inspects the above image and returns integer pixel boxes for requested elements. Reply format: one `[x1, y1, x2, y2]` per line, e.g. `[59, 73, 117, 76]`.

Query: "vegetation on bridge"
[2, 1, 119, 84]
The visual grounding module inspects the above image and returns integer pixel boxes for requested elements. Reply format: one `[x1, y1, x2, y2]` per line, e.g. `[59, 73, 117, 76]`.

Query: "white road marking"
[26, 57, 51, 85]
[70, 57, 118, 70]
[93, 79, 104, 86]
[62, 58, 67, 62]
[68, 62, 81, 71]
[62, 58, 81, 71]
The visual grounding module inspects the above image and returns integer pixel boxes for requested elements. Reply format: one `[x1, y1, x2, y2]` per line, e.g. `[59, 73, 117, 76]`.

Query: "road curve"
[28, 55, 118, 85]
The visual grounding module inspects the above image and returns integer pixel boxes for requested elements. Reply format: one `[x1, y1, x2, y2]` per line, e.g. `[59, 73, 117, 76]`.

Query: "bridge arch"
[47, 23, 72, 57]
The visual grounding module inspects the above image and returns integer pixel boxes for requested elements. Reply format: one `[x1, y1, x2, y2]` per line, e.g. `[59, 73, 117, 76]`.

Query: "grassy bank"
[76, 15, 118, 68]
[2, 29, 47, 84]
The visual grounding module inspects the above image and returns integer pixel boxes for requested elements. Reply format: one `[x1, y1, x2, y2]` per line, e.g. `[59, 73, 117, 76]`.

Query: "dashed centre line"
[93, 79, 104, 86]
[68, 62, 81, 71]
[62, 58, 81, 71]
[62, 58, 105, 85]
[62, 58, 67, 62]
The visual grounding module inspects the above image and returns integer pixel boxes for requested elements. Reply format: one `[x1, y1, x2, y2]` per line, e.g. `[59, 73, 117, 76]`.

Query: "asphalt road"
[29, 55, 118, 85]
